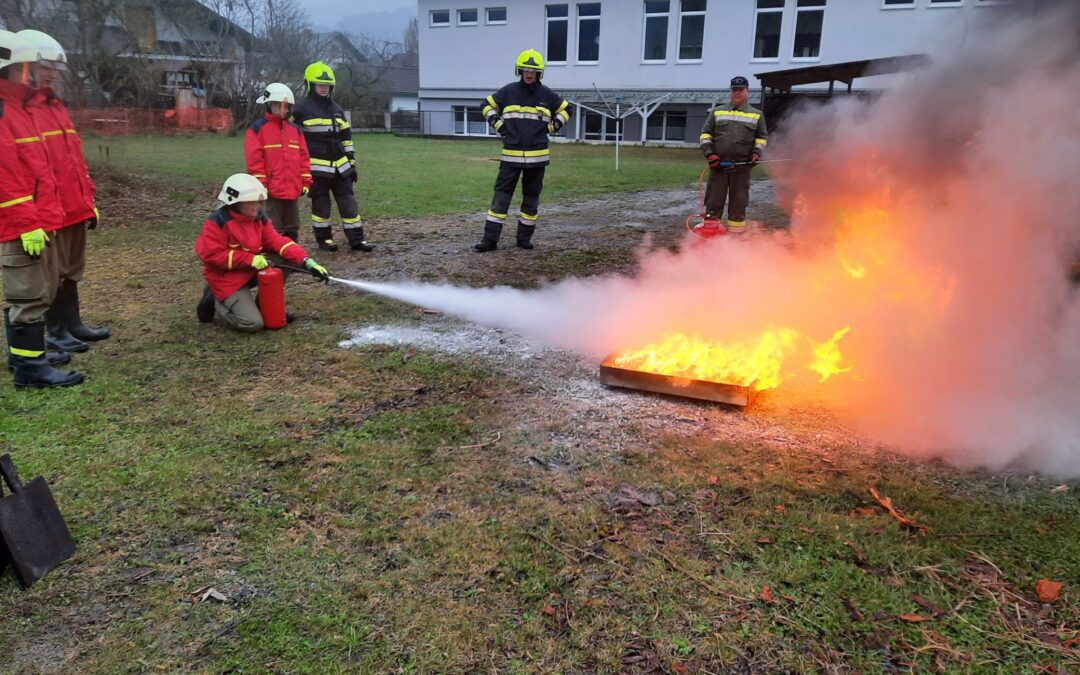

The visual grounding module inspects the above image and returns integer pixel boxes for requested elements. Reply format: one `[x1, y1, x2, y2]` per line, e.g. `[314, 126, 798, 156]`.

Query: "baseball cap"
[730, 75, 749, 88]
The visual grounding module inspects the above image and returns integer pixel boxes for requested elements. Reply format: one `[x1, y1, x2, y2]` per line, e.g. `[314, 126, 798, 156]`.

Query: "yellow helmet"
[303, 61, 336, 92]
[514, 49, 544, 78]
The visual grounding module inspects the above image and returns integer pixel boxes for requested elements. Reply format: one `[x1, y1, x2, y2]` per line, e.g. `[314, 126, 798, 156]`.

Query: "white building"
[418, 0, 1012, 142]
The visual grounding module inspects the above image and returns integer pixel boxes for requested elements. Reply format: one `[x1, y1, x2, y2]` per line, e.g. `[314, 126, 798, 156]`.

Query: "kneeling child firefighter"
[195, 174, 330, 332]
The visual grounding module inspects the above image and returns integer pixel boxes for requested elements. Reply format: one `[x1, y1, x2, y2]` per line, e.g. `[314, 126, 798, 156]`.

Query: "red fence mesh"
[68, 108, 233, 136]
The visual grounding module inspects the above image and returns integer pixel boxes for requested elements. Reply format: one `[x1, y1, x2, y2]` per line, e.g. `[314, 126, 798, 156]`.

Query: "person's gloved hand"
[750, 153, 760, 167]
[88, 206, 100, 230]
[349, 162, 358, 183]
[707, 154, 720, 169]
[301, 186, 310, 197]
[494, 120, 506, 137]
[304, 257, 329, 282]
[547, 119, 563, 134]
[20, 228, 49, 257]
[251, 254, 269, 270]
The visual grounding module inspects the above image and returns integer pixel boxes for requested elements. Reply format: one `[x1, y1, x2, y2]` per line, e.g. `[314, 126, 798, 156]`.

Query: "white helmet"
[16, 29, 68, 70]
[0, 30, 39, 71]
[256, 82, 294, 105]
[218, 173, 268, 205]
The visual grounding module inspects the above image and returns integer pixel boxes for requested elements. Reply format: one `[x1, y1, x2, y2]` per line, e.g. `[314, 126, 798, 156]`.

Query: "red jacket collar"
[0, 78, 33, 102]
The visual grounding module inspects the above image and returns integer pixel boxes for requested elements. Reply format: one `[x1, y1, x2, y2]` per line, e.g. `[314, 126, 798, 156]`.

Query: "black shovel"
[0, 454, 76, 587]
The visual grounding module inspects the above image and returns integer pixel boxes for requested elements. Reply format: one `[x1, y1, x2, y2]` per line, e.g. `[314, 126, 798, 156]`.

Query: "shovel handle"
[0, 454, 23, 494]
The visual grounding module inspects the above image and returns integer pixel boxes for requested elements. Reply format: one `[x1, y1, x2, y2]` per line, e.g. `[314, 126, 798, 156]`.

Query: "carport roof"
[754, 54, 931, 92]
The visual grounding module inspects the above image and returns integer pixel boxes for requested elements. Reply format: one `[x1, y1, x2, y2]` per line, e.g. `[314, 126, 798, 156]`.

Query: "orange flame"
[609, 327, 852, 392]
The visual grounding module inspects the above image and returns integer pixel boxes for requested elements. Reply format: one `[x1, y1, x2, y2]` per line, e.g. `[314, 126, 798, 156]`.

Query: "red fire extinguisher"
[257, 267, 287, 329]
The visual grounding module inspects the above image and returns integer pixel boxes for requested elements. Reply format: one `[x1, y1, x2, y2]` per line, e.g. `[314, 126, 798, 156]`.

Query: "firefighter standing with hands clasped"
[699, 76, 768, 234]
[195, 173, 330, 333]
[0, 30, 83, 389]
[475, 49, 570, 252]
[291, 61, 373, 253]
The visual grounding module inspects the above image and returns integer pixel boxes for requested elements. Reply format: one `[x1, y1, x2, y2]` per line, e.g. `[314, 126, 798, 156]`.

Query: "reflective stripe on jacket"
[482, 80, 570, 167]
[27, 88, 96, 227]
[0, 79, 66, 242]
[195, 206, 311, 300]
[291, 93, 354, 178]
[699, 102, 768, 163]
[246, 113, 313, 200]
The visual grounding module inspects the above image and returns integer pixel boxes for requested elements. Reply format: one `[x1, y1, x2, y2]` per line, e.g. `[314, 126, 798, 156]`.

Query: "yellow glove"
[20, 228, 49, 257]
[88, 206, 100, 230]
[251, 254, 269, 270]
[301, 186, 310, 197]
[304, 258, 329, 282]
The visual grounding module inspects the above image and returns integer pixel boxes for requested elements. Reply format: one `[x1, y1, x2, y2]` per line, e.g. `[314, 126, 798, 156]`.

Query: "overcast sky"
[294, 0, 417, 28]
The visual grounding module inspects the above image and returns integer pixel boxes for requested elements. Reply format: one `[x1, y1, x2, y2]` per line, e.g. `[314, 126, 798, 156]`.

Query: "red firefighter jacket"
[0, 79, 66, 243]
[27, 88, 97, 227]
[245, 113, 312, 200]
[195, 206, 310, 300]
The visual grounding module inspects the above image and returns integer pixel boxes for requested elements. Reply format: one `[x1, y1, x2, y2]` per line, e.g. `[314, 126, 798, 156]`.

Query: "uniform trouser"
[486, 163, 545, 231]
[215, 287, 263, 333]
[704, 167, 752, 223]
[309, 174, 364, 245]
[267, 198, 301, 240]
[48, 223, 87, 303]
[2, 239, 56, 325]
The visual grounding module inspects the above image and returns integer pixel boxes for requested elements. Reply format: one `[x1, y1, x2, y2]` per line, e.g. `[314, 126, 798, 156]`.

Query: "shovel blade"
[0, 477, 76, 587]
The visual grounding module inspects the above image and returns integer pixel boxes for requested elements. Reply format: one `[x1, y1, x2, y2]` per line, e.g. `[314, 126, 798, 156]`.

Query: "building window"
[577, 3, 601, 63]
[677, 0, 706, 61]
[583, 111, 621, 141]
[646, 109, 687, 141]
[486, 7, 507, 24]
[430, 9, 450, 26]
[458, 8, 479, 25]
[546, 5, 568, 63]
[753, 0, 783, 59]
[928, 0, 963, 6]
[882, 0, 914, 6]
[793, 0, 825, 59]
[642, 1, 670, 63]
[453, 106, 491, 136]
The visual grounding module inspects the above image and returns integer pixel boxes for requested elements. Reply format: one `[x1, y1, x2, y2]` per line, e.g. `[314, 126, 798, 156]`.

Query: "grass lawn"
[87, 132, 714, 219]
[0, 134, 1076, 673]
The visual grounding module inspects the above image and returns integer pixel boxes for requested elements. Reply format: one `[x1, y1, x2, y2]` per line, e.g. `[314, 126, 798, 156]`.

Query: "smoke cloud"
[342, 1, 1080, 478]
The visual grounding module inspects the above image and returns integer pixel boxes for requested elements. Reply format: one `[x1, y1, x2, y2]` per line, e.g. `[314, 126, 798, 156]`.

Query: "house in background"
[384, 51, 420, 113]
[417, 0, 1014, 143]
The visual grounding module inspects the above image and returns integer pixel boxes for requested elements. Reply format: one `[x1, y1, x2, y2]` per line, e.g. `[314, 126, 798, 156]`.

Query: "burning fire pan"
[599, 359, 755, 407]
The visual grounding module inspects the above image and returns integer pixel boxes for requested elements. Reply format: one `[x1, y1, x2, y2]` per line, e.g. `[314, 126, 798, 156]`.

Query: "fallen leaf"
[708, 475, 719, 485]
[542, 604, 556, 616]
[192, 587, 228, 604]
[756, 537, 773, 545]
[798, 527, 816, 534]
[760, 586, 774, 602]
[844, 540, 867, 562]
[774, 505, 786, 514]
[1036, 578, 1063, 603]
[850, 507, 878, 517]
[898, 614, 929, 622]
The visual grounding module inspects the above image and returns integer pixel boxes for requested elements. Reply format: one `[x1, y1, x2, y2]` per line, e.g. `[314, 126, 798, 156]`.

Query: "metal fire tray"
[599, 360, 755, 407]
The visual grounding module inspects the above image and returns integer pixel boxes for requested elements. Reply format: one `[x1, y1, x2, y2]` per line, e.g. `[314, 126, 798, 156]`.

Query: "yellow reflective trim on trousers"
[501, 148, 549, 157]
[0, 194, 33, 209]
[755, 138, 767, 146]
[10, 347, 44, 357]
[487, 210, 507, 219]
[311, 214, 330, 223]
[519, 212, 538, 221]
[278, 241, 296, 256]
[227, 250, 235, 270]
[713, 109, 760, 120]
[14, 136, 40, 143]
[342, 216, 361, 224]
[699, 133, 712, 140]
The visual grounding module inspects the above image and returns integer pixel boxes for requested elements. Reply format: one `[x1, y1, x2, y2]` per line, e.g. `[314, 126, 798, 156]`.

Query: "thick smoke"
[341, 1, 1080, 478]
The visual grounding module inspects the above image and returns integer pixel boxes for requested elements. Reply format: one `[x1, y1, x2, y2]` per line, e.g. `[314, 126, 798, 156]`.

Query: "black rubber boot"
[5, 309, 69, 371]
[313, 226, 338, 251]
[345, 226, 375, 252]
[64, 279, 109, 341]
[10, 321, 83, 389]
[474, 221, 502, 253]
[45, 295, 89, 353]
[196, 286, 216, 323]
[516, 222, 536, 249]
